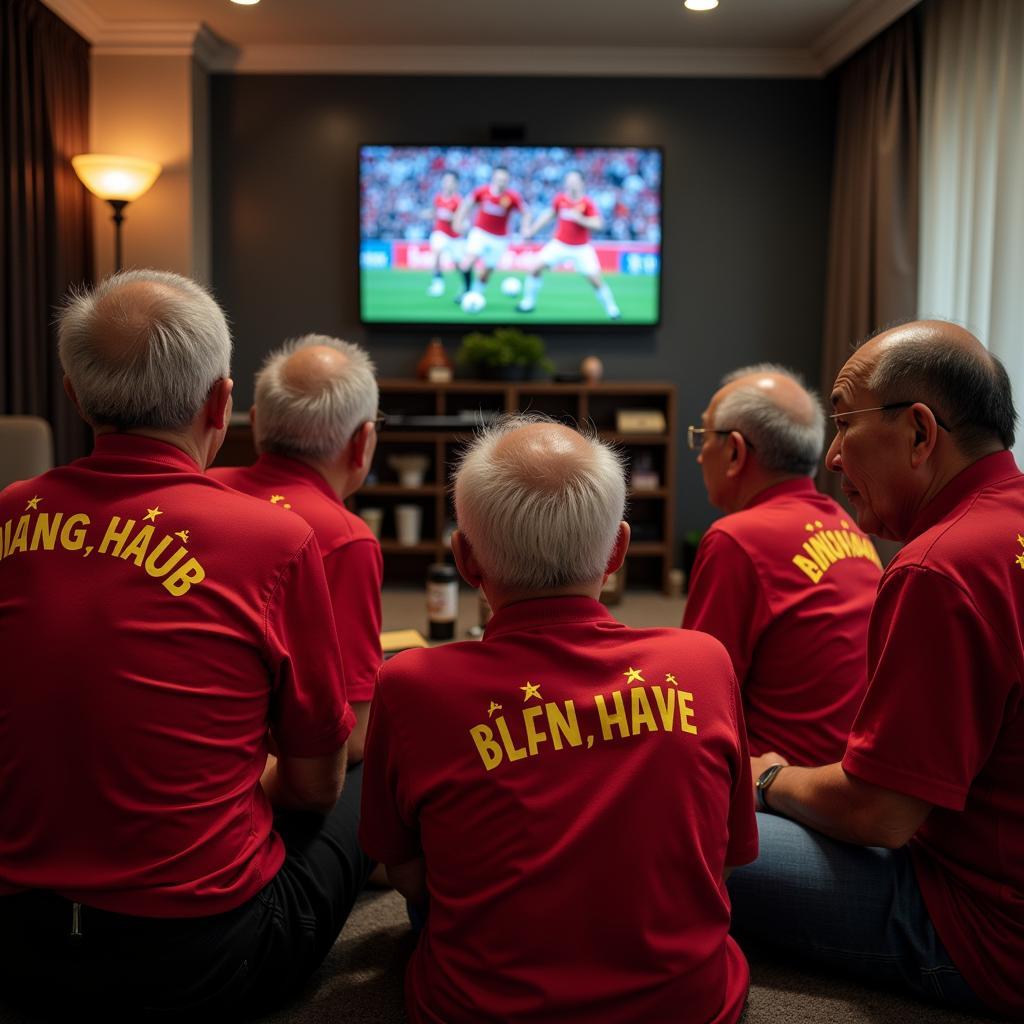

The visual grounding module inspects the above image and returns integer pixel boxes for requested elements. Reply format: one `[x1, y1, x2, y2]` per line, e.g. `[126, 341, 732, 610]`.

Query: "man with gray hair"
[360, 416, 758, 1024]
[212, 334, 383, 760]
[683, 365, 882, 767]
[0, 271, 371, 1018]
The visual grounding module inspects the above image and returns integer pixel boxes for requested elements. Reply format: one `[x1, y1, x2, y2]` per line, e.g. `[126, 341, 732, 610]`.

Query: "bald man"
[683, 365, 881, 766]
[211, 335, 383, 761]
[0, 272, 371, 1018]
[729, 323, 1023, 1017]
[361, 416, 758, 1024]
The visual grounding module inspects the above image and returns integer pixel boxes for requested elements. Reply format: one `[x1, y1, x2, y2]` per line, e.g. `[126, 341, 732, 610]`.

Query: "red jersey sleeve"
[472, 185, 487, 203]
[508, 190, 524, 212]
[726, 675, 759, 867]
[843, 566, 1008, 810]
[264, 532, 355, 757]
[682, 528, 770, 685]
[324, 538, 383, 704]
[359, 673, 421, 865]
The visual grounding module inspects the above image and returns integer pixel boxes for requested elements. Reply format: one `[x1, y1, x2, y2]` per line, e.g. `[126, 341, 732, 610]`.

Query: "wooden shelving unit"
[217, 378, 677, 591]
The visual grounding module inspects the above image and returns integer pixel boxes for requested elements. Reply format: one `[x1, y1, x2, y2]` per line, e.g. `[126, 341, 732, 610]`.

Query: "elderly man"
[0, 271, 371, 1018]
[360, 416, 758, 1024]
[729, 322, 1023, 1018]
[212, 334, 383, 761]
[684, 365, 881, 766]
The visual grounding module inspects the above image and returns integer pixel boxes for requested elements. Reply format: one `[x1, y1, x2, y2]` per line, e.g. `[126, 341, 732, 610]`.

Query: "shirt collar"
[907, 450, 1021, 541]
[90, 433, 201, 472]
[745, 476, 817, 510]
[483, 595, 617, 641]
[255, 453, 340, 504]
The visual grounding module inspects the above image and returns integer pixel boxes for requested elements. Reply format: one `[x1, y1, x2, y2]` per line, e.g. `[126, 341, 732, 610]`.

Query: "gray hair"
[713, 363, 825, 476]
[57, 269, 232, 431]
[254, 334, 378, 461]
[455, 415, 626, 590]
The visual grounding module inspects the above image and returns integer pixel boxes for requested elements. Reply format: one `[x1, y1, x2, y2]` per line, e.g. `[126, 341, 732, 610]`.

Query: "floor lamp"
[71, 154, 162, 272]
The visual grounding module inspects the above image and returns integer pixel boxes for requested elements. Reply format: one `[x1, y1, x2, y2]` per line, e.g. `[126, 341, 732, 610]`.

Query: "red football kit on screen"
[361, 596, 758, 1024]
[553, 193, 597, 246]
[683, 478, 881, 766]
[471, 185, 524, 236]
[842, 451, 1024, 1018]
[433, 194, 460, 237]
[211, 454, 383, 703]
[0, 434, 354, 917]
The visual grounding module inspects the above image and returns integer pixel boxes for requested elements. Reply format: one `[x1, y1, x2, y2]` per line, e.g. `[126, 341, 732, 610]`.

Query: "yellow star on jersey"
[487, 701, 502, 718]
[270, 494, 285, 505]
[520, 681, 542, 702]
[841, 520, 850, 529]
[144, 506, 163, 522]
[665, 673, 678, 686]
[175, 530, 190, 544]
[624, 666, 644, 685]
[804, 522, 815, 532]
[25, 496, 42, 511]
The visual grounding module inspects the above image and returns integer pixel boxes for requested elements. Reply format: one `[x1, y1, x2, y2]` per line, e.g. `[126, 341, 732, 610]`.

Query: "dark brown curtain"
[819, 13, 920, 501]
[2, 0, 93, 465]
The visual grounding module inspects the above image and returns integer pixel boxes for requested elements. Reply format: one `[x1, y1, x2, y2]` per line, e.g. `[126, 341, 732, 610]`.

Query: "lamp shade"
[71, 154, 162, 202]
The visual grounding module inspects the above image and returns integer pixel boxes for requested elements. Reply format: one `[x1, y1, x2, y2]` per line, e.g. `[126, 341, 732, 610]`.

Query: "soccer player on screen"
[427, 172, 463, 297]
[518, 171, 621, 320]
[453, 166, 531, 309]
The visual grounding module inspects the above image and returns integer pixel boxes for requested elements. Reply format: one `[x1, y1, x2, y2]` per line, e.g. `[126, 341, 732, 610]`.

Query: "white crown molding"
[217, 44, 819, 78]
[37, 0, 103, 42]
[810, 0, 922, 74]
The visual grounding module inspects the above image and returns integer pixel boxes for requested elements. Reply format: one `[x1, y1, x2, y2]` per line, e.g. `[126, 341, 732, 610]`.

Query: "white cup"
[395, 504, 423, 546]
[359, 507, 383, 539]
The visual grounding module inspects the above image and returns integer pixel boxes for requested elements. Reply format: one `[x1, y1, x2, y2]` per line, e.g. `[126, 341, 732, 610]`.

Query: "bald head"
[455, 416, 626, 591]
[709, 363, 826, 477]
[57, 269, 231, 431]
[253, 334, 378, 461]
[839, 319, 1016, 456]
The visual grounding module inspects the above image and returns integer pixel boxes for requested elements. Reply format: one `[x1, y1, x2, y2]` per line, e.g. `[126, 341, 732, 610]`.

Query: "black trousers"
[0, 764, 374, 1021]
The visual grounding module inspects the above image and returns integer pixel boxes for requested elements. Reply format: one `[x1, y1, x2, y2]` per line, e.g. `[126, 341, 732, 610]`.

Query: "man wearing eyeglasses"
[211, 335, 383, 762]
[683, 365, 881, 768]
[729, 321, 1024, 1018]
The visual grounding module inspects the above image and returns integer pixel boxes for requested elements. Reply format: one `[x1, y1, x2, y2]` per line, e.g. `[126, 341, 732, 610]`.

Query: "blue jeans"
[727, 813, 986, 1013]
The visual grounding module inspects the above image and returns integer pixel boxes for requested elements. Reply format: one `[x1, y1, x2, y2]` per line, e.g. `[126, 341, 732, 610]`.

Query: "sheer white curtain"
[918, 0, 1024, 451]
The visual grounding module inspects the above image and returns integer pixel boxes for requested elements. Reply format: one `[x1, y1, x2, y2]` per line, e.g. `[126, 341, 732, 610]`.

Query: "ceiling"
[44, 0, 921, 75]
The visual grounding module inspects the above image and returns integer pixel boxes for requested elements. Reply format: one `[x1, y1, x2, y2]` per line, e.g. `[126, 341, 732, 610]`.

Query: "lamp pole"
[108, 200, 128, 273]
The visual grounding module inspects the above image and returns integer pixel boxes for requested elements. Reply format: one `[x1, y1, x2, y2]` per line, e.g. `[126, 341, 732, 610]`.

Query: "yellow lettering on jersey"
[470, 724, 504, 771]
[595, 690, 630, 740]
[1, 517, 10, 559]
[144, 537, 187, 578]
[30, 513, 63, 551]
[99, 516, 136, 556]
[59, 514, 90, 551]
[792, 554, 823, 584]
[793, 525, 881, 584]
[651, 685, 677, 730]
[120, 524, 155, 566]
[494, 715, 527, 762]
[8, 515, 31, 554]
[678, 691, 698, 734]
[522, 705, 548, 756]
[545, 699, 582, 750]
[162, 557, 205, 597]
[630, 685, 657, 734]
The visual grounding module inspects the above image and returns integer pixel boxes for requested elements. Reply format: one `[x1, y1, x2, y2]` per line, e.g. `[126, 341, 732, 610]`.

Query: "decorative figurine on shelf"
[417, 338, 453, 382]
[580, 355, 604, 383]
[387, 453, 430, 487]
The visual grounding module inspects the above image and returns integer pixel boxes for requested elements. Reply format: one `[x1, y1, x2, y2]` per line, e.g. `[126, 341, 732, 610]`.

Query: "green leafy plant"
[457, 328, 554, 377]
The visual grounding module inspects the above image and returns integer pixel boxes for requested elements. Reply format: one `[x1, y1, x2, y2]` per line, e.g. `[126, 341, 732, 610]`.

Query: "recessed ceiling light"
[684, 0, 719, 10]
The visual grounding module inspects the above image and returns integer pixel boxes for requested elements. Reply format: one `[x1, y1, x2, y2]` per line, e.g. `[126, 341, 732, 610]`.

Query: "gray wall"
[210, 74, 835, 537]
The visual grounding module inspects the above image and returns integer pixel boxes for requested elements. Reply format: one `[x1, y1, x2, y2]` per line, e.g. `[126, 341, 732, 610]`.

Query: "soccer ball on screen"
[461, 291, 487, 314]
[500, 276, 523, 297]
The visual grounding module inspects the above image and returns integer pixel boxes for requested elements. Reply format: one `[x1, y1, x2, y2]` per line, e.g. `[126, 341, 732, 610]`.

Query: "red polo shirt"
[842, 451, 1024, 1017]
[211, 453, 383, 702]
[683, 478, 881, 766]
[0, 434, 353, 917]
[361, 596, 757, 1024]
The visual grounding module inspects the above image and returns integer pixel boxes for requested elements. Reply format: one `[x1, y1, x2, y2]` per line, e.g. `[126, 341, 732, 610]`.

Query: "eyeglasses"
[373, 411, 388, 433]
[829, 402, 951, 432]
[687, 425, 755, 451]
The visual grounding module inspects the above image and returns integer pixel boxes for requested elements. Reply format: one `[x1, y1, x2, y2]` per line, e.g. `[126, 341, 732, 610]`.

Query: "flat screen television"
[359, 145, 662, 327]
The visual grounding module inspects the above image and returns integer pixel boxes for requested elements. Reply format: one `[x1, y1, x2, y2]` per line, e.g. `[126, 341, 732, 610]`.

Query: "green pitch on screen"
[361, 271, 659, 326]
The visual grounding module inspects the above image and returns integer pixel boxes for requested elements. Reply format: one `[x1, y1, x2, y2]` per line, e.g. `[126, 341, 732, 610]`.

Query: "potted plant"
[456, 327, 555, 380]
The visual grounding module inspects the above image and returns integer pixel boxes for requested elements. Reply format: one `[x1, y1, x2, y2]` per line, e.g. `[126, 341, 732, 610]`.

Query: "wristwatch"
[755, 763, 785, 813]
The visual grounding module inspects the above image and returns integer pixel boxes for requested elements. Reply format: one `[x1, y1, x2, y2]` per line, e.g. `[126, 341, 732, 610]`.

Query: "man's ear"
[724, 432, 750, 479]
[349, 421, 376, 469]
[908, 402, 942, 468]
[603, 521, 630, 578]
[63, 375, 85, 418]
[206, 378, 233, 431]
[452, 530, 483, 588]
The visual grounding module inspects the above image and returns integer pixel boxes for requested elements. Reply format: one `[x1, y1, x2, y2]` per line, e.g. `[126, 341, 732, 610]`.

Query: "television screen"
[359, 145, 662, 327]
